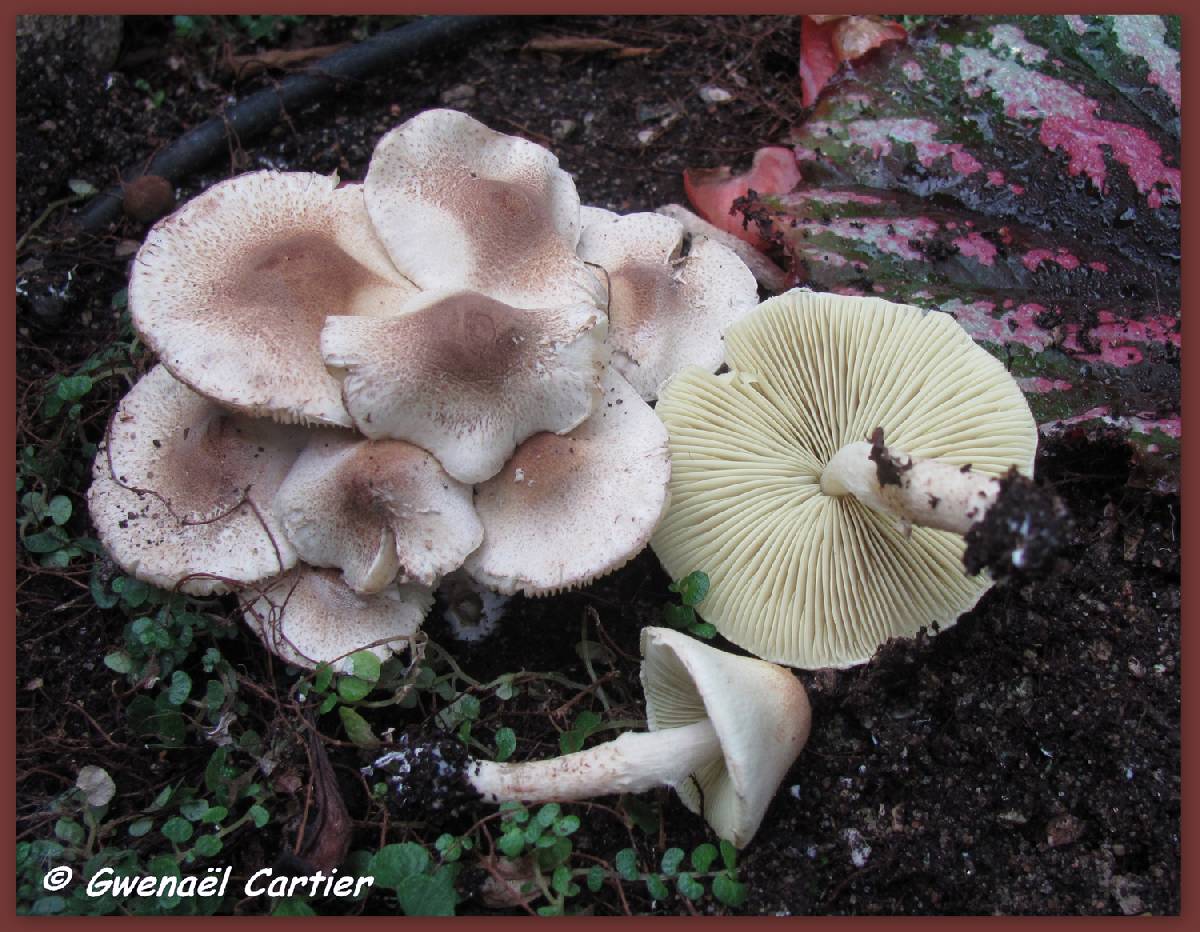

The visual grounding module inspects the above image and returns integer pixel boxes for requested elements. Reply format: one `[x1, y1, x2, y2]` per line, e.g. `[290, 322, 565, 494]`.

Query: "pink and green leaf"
[747, 15, 1180, 483]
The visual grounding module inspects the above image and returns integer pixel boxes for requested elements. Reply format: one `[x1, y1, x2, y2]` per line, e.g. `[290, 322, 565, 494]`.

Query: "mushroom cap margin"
[241, 566, 432, 673]
[640, 626, 812, 848]
[130, 171, 419, 427]
[87, 365, 305, 596]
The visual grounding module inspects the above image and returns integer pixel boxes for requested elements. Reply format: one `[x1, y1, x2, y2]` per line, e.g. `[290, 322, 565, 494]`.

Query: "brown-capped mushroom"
[577, 212, 759, 401]
[364, 108, 606, 310]
[87, 364, 306, 595]
[272, 432, 483, 593]
[463, 368, 670, 596]
[130, 171, 420, 427]
[321, 288, 609, 484]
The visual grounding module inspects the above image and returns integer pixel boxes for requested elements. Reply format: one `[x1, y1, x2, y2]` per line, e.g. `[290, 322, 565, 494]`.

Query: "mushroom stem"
[820, 431, 1002, 535]
[468, 719, 720, 804]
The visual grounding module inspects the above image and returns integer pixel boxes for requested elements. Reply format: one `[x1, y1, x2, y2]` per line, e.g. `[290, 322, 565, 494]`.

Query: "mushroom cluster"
[88, 109, 761, 672]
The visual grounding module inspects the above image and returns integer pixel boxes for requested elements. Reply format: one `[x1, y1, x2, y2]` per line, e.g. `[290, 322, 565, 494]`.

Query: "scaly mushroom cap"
[578, 212, 759, 400]
[640, 627, 812, 848]
[242, 566, 432, 672]
[652, 290, 1037, 669]
[87, 365, 305, 595]
[464, 368, 671, 596]
[130, 171, 420, 427]
[273, 432, 483, 592]
[364, 108, 606, 310]
[321, 289, 609, 484]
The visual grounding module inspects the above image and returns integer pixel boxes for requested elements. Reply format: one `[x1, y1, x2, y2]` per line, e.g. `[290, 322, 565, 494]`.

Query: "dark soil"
[15, 15, 1180, 916]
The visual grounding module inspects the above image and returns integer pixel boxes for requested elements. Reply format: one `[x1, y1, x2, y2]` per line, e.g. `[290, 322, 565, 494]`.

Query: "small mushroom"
[272, 432, 483, 593]
[437, 569, 510, 643]
[87, 365, 306, 595]
[364, 108, 606, 310]
[242, 565, 431, 672]
[577, 212, 759, 400]
[463, 368, 670, 596]
[371, 627, 811, 847]
[130, 171, 420, 427]
[321, 288, 609, 484]
[652, 289, 1039, 668]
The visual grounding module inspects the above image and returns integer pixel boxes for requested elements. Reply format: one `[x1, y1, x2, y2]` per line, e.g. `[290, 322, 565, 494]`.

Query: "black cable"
[68, 15, 498, 237]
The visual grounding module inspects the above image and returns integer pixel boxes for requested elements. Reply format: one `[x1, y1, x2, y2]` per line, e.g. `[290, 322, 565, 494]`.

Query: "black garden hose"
[68, 15, 499, 237]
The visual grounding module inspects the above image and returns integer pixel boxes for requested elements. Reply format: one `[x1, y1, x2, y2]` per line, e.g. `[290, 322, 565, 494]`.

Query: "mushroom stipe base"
[962, 468, 1073, 578]
[365, 731, 483, 816]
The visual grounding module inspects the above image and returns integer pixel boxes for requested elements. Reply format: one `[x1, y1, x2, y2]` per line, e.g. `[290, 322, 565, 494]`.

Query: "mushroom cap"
[640, 626, 812, 848]
[87, 365, 305, 595]
[577, 212, 759, 400]
[464, 367, 671, 596]
[321, 288, 609, 484]
[242, 566, 432, 672]
[579, 204, 620, 234]
[130, 171, 419, 427]
[273, 432, 483, 592]
[655, 203, 790, 294]
[652, 289, 1038, 669]
[364, 108, 606, 310]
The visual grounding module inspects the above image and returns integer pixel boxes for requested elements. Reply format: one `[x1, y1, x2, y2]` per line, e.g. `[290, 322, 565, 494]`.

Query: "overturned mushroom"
[242, 565, 431, 672]
[130, 171, 420, 427]
[321, 288, 609, 484]
[88, 364, 306, 596]
[370, 626, 811, 848]
[273, 432, 483, 593]
[577, 212, 759, 400]
[653, 289, 1041, 668]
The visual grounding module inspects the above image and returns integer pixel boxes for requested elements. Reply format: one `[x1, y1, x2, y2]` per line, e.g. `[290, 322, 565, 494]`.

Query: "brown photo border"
[4, 1, 1191, 927]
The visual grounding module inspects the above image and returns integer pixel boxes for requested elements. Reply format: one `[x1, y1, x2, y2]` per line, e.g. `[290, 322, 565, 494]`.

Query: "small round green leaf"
[494, 727, 516, 762]
[660, 847, 685, 877]
[337, 675, 372, 703]
[712, 871, 748, 907]
[161, 816, 194, 844]
[614, 848, 639, 882]
[193, 834, 223, 858]
[349, 650, 381, 684]
[691, 842, 718, 872]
